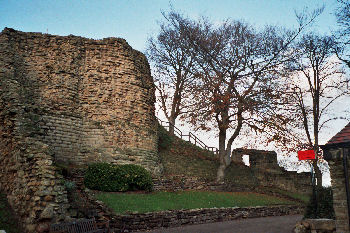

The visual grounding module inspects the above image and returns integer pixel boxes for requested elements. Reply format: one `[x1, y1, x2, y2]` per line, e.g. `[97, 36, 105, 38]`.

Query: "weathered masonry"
[322, 123, 350, 233]
[0, 28, 160, 231]
[232, 148, 312, 194]
[0, 27, 160, 172]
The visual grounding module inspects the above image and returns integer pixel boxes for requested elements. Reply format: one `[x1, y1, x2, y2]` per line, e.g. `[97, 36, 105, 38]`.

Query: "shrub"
[158, 125, 173, 150]
[84, 163, 153, 192]
[84, 163, 118, 191]
[119, 164, 153, 191]
[304, 186, 335, 219]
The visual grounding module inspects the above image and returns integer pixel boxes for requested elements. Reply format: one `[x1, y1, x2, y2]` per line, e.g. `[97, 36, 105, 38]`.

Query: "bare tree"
[163, 9, 322, 182]
[285, 33, 349, 186]
[146, 22, 194, 134]
[335, 0, 350, 67]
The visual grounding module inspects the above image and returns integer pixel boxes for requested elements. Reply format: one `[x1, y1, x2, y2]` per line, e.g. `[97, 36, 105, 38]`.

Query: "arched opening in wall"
[242, 154, 250, 167]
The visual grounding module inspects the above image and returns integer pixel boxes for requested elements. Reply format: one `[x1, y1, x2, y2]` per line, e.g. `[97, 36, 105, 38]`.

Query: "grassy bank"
[273, 189, 309, 203]
[159, 132, 257, 187]
[158, 126, 309, 203]
[96, 190, 297, 214]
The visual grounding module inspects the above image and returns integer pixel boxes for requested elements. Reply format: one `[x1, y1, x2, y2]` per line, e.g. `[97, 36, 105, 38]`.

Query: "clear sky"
[0, 0, 339, 52]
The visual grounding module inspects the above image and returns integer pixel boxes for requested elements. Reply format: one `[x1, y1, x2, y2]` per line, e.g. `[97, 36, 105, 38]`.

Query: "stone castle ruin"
[0, 28, 161, 231]
[0, 27, 161, 170]
[232, 148, 311, 194]
[0, 28, 311, 231]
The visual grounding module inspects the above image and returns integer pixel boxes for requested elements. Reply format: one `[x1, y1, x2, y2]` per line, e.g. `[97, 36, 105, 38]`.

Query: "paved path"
[137, 215, 302, 233]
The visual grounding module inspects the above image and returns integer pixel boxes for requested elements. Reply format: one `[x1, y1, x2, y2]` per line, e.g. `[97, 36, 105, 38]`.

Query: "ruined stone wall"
[0, 27, 160, 231]
[250, 151, 311, 194]
[0, 28, 160, 173]
[232, 149, 312, 194]
[0, 50, 69, 231]
[324, 147, 350, 233]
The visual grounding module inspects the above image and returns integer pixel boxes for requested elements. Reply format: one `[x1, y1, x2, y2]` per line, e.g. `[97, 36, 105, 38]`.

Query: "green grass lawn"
[97, 190, 297, 214]
[259, 187, 310, 204]
[276, 189, 310, 203]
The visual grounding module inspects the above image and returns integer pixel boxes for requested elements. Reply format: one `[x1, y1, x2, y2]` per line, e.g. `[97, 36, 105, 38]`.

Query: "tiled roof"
[326, 123, 350, 145]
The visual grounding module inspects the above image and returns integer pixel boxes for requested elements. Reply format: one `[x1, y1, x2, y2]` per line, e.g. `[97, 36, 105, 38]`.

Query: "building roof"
[326, 122, 350, 145]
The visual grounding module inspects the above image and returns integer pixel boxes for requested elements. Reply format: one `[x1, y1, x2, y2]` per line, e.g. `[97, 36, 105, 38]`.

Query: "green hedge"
[304, 187, 335, 219]
[84, 163, 153, 192]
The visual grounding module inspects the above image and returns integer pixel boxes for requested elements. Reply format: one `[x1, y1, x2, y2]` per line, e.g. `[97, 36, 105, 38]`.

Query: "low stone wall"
[254, 169, 312, 194]
[107, 205, 304, 232]
[153, 175, 225, 192]
[232, 148, 312, 194]
[153, 172, 309, 195]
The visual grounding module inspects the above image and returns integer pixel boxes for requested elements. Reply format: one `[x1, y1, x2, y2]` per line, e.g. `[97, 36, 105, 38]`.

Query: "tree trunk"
[216, 128, 228, 182]
[216, 164, 226, 183]
[168, 116, 175, 135]
[216, 109, 243, 182]
[313, 112, 322, 187]
[312, 160, 322, 187]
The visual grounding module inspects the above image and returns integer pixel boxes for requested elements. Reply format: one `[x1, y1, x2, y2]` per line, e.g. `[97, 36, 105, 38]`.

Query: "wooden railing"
[157, 117, 219, 155]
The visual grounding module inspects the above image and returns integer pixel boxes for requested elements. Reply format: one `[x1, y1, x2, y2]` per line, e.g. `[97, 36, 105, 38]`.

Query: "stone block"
[306, 219, 336, 231]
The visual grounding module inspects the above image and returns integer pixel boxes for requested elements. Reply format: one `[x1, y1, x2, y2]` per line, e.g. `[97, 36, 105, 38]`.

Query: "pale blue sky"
[0, 0, 338, 52]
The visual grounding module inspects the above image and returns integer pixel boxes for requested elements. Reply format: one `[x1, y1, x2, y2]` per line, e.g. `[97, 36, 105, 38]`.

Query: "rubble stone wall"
[251, 151, 311, 194]
[0, 67, 70, 231]
[232, 149, 312, 194]
[0, 27, 160, 231]
[324, 147, 350, 233]
[0, 27, 160, 173]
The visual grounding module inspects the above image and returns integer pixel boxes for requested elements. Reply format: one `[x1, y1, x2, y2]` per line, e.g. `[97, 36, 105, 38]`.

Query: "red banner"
[298, 150, 316, 160]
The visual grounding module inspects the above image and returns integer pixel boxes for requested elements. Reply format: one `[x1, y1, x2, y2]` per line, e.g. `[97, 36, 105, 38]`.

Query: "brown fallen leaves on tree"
[161, 8, 323, 182]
